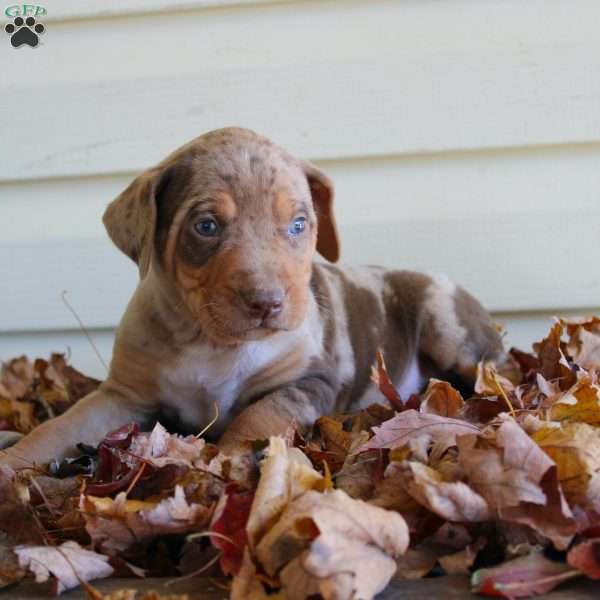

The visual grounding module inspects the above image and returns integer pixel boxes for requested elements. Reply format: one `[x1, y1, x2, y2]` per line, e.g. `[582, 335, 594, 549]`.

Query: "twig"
[196, 402, 220, 439]
[61, 291, 108, 373]
[492, 371, 516, 416]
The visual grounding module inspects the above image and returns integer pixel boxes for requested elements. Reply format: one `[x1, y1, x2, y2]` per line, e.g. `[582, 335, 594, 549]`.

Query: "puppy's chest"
[158, 334, 316, 434]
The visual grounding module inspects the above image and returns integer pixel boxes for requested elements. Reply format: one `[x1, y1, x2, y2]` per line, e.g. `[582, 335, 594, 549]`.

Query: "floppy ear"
[303, 161, 340, 263]
[102, 166, 166, 278]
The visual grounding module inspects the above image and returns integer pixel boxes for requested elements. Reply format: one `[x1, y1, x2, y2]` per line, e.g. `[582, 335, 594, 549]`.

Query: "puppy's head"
[103, 127, 339, 344]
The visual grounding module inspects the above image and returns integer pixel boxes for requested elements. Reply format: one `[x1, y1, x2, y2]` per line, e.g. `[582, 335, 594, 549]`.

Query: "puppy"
[2, 127, 508, 468]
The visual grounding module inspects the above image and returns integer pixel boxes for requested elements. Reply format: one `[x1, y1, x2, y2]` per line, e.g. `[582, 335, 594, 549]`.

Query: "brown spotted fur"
[2, 128, 506, 467]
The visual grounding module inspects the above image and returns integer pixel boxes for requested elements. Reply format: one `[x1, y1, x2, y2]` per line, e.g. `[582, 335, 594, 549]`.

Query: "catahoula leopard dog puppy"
[3, 127, 509, 468]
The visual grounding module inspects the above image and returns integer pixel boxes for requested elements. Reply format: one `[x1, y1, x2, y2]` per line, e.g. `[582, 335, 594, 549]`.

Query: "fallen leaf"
[210, 483, 254, 575]
[15, 540, 113, 594]
[475, 361, 516, 398]
[371, 351, 403, 410]
[127, 423, 208, 469]
[471, 552, 579, 598]
[532, 422, 600, 510]
[562, 316, 600, 371]
[388, 461, 492, 522]
[420, 379, 464, 418]
[533, 322, 576, 390]
[567, 537, 600, 578]
[439, 537, 486, 575]
[245, 437, 324, 550]
[360, 409, 480, 453]
[260, 489, 409, 600]
[82, 486, 212, 554]
[549, 375, 600, 425]
[459, 418, 576, 549]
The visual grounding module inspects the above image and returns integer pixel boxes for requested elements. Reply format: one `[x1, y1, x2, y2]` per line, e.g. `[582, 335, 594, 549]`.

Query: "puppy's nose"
[240, 288, 284, 320]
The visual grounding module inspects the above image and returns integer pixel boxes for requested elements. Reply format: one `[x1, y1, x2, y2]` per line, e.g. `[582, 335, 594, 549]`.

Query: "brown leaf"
[471, 552, 579, 598]
[533, 322, 577, 390]
[259, 490, 409, 600]
[360, 409, 480, 453]
[0, 465, 44, 546]
[562, 316, 600, 370]
[246, 437, 324, 550]
[567, 537, 600, 578]
[459, 419, 576, 549]
[549, 375, 600, 425]
[371, 351, 403, 410]
[81, 487, 212, 554]
[438, 537, 486, 576]
[0, 543, 25, 589]
[475, 361, 516, 398]
[393, 546, 438, 580]
[420, 379, 464, 418]
[532, 422, 600, 510]
[389, 461, 492, 522]
[15, 540, 113, 594]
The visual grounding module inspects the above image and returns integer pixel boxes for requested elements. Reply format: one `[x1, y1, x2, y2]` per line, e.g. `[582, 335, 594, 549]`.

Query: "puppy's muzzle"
[239, 287, 285, 321]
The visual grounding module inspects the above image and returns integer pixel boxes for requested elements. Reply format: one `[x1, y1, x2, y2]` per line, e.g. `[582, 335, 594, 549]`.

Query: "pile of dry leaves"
[2, 317, 600, 599]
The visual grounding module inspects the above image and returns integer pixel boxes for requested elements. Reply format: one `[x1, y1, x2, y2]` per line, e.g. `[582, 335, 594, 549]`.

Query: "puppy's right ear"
[103, 166, 167, 278]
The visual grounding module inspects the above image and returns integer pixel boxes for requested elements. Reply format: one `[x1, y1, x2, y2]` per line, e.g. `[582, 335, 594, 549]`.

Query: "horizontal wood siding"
[1, 0, 599, 375]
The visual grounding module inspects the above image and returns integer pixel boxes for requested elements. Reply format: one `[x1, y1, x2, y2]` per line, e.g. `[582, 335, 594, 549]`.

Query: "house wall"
[1, 0, 599, 378]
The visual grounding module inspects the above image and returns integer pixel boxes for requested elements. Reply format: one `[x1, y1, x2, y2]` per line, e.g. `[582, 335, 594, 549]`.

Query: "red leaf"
[568, 538, 600, 579]
[210, 483, 254, 576]
[472, 553, 579, 599]
[371, 351, 403, 410]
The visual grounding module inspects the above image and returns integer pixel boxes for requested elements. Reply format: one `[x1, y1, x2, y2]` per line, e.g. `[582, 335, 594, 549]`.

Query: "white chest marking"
[159, 319, 322, 434]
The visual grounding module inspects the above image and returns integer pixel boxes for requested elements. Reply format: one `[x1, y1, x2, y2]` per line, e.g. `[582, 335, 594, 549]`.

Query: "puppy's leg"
[219, 367, 338, 451]
[1, 384, 156, 469]
[417, 274, 512, 383]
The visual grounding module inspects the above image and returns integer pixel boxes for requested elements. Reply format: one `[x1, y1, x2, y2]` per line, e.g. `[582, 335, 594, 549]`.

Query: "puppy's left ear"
[303, 161, 340, 263]
[103, 166, 170, 278]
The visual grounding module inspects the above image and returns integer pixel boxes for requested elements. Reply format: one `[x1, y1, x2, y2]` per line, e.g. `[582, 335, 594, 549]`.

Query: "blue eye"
[194, 218, 219, 237]
[289, 217, 307, 236]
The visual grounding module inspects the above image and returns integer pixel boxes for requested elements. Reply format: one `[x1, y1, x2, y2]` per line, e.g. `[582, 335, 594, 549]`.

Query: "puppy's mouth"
[203, 303, 288, 343]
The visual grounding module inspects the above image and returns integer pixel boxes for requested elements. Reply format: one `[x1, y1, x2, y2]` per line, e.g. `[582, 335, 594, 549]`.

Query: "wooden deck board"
[3, 576, 600, 599]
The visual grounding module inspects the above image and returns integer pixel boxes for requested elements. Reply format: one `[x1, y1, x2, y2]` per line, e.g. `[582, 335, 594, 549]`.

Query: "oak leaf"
[15, 540, 113, 594]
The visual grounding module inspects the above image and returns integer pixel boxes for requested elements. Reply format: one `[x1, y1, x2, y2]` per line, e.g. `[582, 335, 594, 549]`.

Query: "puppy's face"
[104, 128, 339, 344]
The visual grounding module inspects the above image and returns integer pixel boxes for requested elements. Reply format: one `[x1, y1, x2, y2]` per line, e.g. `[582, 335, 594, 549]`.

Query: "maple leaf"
[0, 465, 44, 546]
[15, 540, 113, 594]
[210, 483, 254, 576]
[475, 361, 516, 398]
[561, 316, 600, 371]
[420, 379, 464, 418]
[360, 409, 480, 453]
[389, 461, 492, 522]
[127, 423, 208, 469]
[549, 374, 600, 425]
[246, 437, 325, 551]
[567, 537, 600, 578]
[257, 490, 409, 600]
[471, 552, 579, 599]
[371, 351, 403, 410]
[533, 322, 576, 390]
[532, 422, 600, 511]
[438, 537, 486, 576]
[233, 437, 409, 600]
[81, 486, 213, 554]
[459, 419, 577, 549]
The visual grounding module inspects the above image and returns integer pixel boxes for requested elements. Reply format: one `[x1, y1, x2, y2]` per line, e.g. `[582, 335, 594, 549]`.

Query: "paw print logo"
[5, 16, 45, 48]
